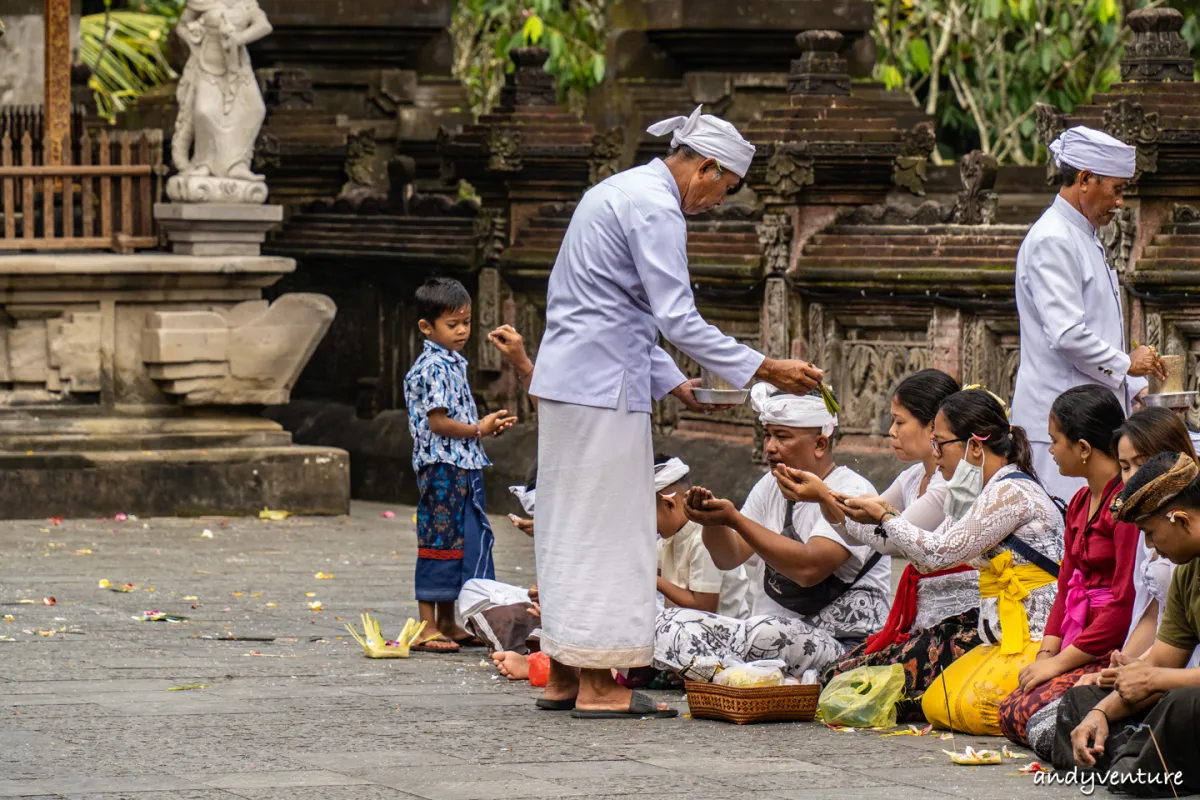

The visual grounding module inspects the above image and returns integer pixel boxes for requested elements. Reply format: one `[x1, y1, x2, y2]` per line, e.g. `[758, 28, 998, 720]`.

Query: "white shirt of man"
[740, 466, 892, 624]
[657, 520, 749, 619]
[1011, 194, 1146, 443]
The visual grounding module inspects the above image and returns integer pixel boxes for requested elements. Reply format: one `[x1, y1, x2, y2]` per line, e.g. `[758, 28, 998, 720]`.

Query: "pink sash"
[1060, 568, 1114, 648]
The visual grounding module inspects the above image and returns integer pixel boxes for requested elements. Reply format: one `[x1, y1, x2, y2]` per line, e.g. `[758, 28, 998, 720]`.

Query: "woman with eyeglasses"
[776, 369, 983, 721]
[800, 389, 1064, 735]
[995, 385, 1139, 748]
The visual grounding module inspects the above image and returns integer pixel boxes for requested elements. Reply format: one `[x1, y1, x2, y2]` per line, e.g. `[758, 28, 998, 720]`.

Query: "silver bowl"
[692, 388, 749, 405]
[1143, 391, 1199, 410]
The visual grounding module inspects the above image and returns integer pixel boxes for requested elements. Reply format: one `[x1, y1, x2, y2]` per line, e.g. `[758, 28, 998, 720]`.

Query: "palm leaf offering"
[344, 613, 426, 659]
[817, 382, 840, 417]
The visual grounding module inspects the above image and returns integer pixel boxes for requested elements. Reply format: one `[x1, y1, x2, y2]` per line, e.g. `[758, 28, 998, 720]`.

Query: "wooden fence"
[0, 128, 165, 253]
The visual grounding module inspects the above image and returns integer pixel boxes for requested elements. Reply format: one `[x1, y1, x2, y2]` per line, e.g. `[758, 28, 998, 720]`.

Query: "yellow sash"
[977, 550, 1058, 655]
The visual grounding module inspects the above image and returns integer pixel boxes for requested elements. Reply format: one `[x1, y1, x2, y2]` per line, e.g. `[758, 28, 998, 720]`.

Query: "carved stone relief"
[961, 315, 1021, 402]
[484, 127, 522, 172]
[476, 268, 502, 372]
[762, 277, 789, 360]
[589, 128, 624, 186]
[893, 122, 936, 196]
[764, 144, 814, 199]
[756, 213, 792, 274]
[1036, 104, 1067, 185]
[1104, 99, 1159, 179]
[952, 150, 999, 225]
[1100, 207, 1137, 273]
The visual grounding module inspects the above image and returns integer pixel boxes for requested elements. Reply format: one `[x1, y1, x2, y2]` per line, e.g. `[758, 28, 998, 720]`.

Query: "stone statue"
[167, 0, 272, 204]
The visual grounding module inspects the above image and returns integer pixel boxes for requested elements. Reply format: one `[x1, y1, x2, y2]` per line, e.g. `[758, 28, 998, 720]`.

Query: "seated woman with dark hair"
[823, 388, 1065, 735]
[997, 385, 1140, 747]
[1054, 452, 1200, 796]
[1021, 407, 1200, 761]
[775, 368, 980, 721]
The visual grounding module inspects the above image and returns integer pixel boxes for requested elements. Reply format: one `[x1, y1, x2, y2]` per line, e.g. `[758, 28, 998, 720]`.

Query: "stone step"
[803, 244, 1020, 259]
[795, 256, 1013, 270]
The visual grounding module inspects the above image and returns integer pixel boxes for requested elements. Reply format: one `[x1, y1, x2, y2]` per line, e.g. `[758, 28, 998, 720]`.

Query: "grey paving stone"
[190, 771, 369, 790]
[0, 501, 1105, 800]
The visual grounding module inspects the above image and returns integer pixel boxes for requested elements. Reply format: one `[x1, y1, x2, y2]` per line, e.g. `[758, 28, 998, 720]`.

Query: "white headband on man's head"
[646, 105, 756, 178]
[1048, 126, 1136, 179]
[751, 382, 837, 436]
[654, 457, 691, 493]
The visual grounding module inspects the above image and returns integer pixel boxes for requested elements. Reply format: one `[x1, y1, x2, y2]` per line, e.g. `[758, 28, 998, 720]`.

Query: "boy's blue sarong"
[414, 463, 495, 602]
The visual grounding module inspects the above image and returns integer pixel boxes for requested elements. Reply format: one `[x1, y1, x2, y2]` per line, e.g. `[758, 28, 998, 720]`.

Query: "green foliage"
[81, 1, 182, 123]
[450, 0, 607, 118]
[873, 0, 1152, 164]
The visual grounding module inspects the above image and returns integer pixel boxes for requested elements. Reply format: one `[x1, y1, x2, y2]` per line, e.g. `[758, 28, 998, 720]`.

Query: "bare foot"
[439, 623, 473, 642]
[491, 651, 529, 681]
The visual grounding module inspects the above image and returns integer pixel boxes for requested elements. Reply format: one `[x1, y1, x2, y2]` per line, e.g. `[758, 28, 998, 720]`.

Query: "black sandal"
[569, 691, 678, 719]
[535, 697, 576, 711]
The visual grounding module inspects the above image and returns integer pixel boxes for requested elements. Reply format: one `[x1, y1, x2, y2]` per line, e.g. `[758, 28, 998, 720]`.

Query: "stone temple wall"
[240, 3, 1200, 513]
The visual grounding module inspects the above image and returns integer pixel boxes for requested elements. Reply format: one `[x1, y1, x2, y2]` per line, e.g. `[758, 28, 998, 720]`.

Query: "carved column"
[476, 267, 502, 372]
[1121, 8, 1195, 83]
[928, 306, 964, 381]
[758, 213, 792, 360]
[788, 31, 851, 96]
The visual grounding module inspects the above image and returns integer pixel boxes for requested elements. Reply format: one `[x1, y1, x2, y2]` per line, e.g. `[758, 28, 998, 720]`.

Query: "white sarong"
[534, 384, 655, 668]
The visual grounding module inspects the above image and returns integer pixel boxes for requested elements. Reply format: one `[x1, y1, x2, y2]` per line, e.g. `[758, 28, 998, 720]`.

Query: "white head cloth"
[646, 105, 756, 178]
[751, 382, 837, 436]
[1048, 126, 1136, 179]
[508, 485, 535, 516]
[654, 457, 690, 493]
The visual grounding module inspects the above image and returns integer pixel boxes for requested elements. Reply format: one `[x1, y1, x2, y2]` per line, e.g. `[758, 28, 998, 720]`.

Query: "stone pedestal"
[154, 203, 284, 256]
[0, 253, 347, 518]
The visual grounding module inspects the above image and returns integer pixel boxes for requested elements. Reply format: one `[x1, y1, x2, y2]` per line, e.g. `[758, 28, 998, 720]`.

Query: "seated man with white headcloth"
[652, 384, 891, 678]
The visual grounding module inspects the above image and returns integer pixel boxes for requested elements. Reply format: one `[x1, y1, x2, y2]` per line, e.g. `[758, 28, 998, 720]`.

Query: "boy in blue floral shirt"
[404, 277, 517, 653]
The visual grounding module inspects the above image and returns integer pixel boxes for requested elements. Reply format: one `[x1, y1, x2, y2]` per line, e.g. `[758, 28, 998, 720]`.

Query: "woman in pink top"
[998, 385, 1139, 746]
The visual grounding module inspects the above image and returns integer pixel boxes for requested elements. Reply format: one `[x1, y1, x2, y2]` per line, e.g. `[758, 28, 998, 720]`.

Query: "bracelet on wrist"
[1088, 707, 1110, 723]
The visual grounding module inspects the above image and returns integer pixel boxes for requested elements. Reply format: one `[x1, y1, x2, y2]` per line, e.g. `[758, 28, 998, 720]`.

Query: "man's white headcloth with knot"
[1048, 126, 1136, 179]
[646, 105, 756, 178]
[751, 383, 837, 436]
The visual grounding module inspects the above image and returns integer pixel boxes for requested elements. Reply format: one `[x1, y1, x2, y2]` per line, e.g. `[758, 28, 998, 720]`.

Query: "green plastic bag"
[817, 663, 905, 728]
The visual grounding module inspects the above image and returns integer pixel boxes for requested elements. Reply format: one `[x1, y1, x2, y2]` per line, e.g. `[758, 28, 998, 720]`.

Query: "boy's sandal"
[569, 691, 678, 719]
[410, 633, 460, 653]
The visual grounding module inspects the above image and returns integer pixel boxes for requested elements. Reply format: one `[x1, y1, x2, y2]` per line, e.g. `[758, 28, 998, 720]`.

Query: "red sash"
[862, 563, 974, 654]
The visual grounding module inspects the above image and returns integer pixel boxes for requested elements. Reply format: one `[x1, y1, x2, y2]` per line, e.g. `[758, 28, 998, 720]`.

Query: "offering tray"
[693, 388, 749, 405]
[1143, 391, 1198, 410]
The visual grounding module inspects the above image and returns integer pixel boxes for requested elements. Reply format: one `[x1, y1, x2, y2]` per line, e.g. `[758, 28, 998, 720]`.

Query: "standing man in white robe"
[1011, 126, 1166, 501]
[529, 107, 823, 718]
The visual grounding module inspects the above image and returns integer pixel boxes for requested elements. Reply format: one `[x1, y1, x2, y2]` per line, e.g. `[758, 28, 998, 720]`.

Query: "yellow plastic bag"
[921, 641, 1039, 736]
[818, 663, 905, 728]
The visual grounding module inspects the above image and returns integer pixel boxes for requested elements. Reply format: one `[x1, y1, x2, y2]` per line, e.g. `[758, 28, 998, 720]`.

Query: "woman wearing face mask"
[1020, 408, 1200, 761]
[996, 385, 1139, 748]
[778, 369, 981, 720]
[832, 389, 1065, 735]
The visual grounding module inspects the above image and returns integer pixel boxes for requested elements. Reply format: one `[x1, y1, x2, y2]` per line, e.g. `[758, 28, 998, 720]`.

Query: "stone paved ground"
[0, 502, 1089, 799]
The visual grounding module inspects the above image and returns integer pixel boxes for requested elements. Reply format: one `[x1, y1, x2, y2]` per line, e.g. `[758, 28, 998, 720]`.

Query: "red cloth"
[863, 563, 974, 654]
[1043, 476, 1140, 657]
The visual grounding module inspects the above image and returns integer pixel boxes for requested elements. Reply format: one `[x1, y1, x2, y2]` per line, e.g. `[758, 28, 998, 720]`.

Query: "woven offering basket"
[684, 681, 820, 724]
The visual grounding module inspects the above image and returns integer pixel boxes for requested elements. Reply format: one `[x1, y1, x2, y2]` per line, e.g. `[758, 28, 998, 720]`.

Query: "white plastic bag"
[713, 658, 786, 688]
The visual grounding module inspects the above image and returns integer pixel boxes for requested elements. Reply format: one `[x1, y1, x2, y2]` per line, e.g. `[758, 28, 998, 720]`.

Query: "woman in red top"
[998, 384, 1140, 746]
